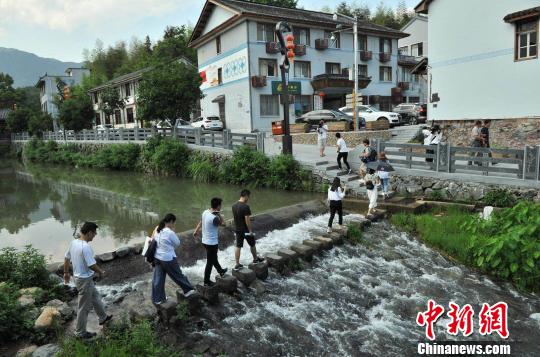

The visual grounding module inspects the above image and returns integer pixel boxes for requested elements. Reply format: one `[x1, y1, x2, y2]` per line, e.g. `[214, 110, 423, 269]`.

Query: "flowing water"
[0, 162, 316, 260]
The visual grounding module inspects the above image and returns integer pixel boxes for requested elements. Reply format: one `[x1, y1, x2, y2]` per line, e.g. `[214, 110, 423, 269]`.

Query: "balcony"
[311, 74, 371, 92]
[294, 44, 306, 56]
[251, 75, 267, 88]
[360, 50, 372, 61]
[379, 52, 392, 62]
[315, 38, 328, 50]
[398, 54, 422, 67]
[398, 81, 410, 90]
[266, 42, 280, 54]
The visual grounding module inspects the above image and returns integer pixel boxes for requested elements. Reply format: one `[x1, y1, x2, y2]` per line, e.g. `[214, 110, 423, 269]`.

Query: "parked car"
[339, 105, 401, 127]
[296, 109, 354, 130]
[174, 118, 192, 129]
[393, 103, 427, 125]
[96, 124, 113, 131]
[191, 116, 224, 131]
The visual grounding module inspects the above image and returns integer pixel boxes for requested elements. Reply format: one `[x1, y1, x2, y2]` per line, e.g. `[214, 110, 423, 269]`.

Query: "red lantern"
[318, 92, 326, 97]
[287, 50, 295, 58]
[286, 34, 294, 42]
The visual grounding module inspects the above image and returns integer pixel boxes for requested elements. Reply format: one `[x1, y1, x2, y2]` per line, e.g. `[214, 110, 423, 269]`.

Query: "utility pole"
[353, 17, 359, 131]
[275, 21, 294, 155]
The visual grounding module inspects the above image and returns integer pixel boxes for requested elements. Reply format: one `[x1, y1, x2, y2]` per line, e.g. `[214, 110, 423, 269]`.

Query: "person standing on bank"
[335, 132, 352, 174]
[64, 222, 112, 339]
[327, 177, 346, 233]
[317, 120, 329, 157]
[480, 120, 495, 166]
[193, 198, 228, 287]
[152, 213, 196, 305]
[232, 189, 265, 270]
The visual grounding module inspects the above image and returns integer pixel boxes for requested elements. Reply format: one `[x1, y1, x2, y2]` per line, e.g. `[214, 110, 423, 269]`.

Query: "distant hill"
[0, 47, 82, 88]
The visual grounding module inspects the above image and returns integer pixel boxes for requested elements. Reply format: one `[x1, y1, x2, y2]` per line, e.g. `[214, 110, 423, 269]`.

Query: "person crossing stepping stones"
[232, 189, 264, 270]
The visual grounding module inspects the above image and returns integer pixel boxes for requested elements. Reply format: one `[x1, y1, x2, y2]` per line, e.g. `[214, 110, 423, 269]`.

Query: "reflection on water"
[0, 162, 318, 260]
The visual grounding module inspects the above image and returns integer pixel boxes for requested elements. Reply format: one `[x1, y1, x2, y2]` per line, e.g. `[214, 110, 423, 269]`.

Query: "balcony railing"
[251, 75, 267, 88]
[266, 42, 280, 54]
[398, 54, 422, 66]
[315, 38, 328, 50]
[360, 50, 372, 61]
[311, 74, 371, 90]
[379, 52, 392, 62]
[398, 81, 410, 90]
[294, 44, 306, 56]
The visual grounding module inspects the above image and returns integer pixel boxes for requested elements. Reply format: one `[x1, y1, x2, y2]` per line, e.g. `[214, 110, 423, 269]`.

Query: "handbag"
[366, 181, 374, 190]
[143, 236, 158, 265]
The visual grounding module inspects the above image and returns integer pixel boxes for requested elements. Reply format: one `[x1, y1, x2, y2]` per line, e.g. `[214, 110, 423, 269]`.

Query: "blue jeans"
[381, 178, 390, 194]
[152, 258, 194, 304]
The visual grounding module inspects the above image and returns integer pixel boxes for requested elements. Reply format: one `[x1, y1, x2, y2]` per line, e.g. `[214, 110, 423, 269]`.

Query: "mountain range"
[0, 47, 82, 88]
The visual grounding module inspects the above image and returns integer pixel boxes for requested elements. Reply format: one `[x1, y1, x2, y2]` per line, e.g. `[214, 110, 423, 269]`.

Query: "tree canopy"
[322, 1, 413, 30]
[57, 86, 94, 131]
[246, 0, 298, 8]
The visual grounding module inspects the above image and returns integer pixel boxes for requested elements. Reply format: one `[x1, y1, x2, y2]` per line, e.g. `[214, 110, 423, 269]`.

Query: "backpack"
[144, 236, 158, 265]
[368, 147, 378, 162]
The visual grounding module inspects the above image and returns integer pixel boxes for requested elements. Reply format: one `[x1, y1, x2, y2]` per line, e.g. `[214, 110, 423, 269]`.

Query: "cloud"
[0, 0, 198, 32]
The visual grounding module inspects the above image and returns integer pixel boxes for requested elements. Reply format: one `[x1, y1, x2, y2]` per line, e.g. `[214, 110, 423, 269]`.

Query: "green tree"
[15, 87, 40, 112]
[5, 107, 32, 132]
[58, 86, 94, 131]
[0, 73, 19, 109]
[152, 26, 196, 64]
[137, 61, 201, 124]
[246, 0, 297, 8]
[99, 87, 125, 126]
[28, 111, 53, 135]
[372, 2, 400, 29]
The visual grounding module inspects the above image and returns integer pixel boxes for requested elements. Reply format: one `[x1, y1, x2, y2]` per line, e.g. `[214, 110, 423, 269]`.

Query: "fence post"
[118, 127, 124, 141]
[134, 127, 139, 141]
[447, 143, 452, 173]
[522, 146, 528, 180]
[376, 138, 381, 154]
[195, 127, 202, 146]
[536, 146, 540, 181]
[436, 144, 440, 172]
[408, 146, 412, 169]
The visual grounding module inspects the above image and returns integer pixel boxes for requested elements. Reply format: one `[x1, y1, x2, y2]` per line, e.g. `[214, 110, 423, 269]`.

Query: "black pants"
[337, 152, 350, 170]
[328, 200, 343, 227]
[203, 244, 225, 284]
[426, 144, 436, 163]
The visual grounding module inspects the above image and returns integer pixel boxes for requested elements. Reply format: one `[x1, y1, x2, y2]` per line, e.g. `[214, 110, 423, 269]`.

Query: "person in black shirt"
[232, 189, 264, 270]
[480, 120, 496, 167]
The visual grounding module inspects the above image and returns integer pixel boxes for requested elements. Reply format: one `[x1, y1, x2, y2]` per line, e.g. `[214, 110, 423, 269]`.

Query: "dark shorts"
[235, 231, 255, 248]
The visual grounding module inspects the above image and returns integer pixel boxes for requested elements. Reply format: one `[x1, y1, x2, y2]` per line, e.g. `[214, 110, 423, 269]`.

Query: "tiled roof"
[504, 6, 540, 22]
[191, 0, 407, 46]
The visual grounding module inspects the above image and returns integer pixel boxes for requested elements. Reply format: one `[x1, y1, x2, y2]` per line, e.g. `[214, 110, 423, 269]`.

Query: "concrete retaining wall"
[272, 130, 392, 147]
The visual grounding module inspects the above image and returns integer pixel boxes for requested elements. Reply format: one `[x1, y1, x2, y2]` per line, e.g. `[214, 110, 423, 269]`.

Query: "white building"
[398, 14, 428, 103]
[416, 0, 539, 122]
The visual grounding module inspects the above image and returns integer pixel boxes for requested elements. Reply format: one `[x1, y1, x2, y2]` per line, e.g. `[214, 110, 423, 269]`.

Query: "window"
[259, 59, 277, 77]
[257, 23, 275, 42]
[398, 46, 408, 55]
[380, 38, 392, 53]
[294, 61, 311, 78]
[379, 66, 392, 81]
[358, 64, 368, 77]
[411, 42, 423, 57]
[126, 107, 134, 123]
[294, 95, 312, 115]
[358, 35, 368, 51]
[95, 113, 101, 125]
[325, 62, 341, 75]
[92, 92, 98, 104]
[293, 27, 310, 46]
[515, 20, 538, 60]
[216, 36, 221, 54]
[125, 83, 131, 97]
[218, 68, 223, 85]
[114, 110, 122, 125]
[324, 31, 340, 48]
[260, 95, 279, 116]
[408, 96, 420, 103]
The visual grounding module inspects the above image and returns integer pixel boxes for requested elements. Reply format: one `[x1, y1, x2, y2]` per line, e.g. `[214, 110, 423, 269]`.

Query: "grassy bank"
[20, 137, 315, 192]
[391, 202, 540, 292]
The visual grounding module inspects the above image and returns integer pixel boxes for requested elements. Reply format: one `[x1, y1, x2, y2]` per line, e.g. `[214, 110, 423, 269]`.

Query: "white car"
[339, 105, 402, 126]
[191, 116, 224, 131]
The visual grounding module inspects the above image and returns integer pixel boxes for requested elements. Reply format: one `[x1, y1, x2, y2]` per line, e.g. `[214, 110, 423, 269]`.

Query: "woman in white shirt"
[327, 177, 346, 233]
[317, 120, 329, 157]
[152, 213, 196, 305]
[335, 132, 352, 174]
[364, 169, 380, 216]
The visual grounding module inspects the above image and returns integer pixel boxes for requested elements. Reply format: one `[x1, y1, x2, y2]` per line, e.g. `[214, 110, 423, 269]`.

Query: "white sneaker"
[327, 227, 332, 233]
[185, 289, 197, 297]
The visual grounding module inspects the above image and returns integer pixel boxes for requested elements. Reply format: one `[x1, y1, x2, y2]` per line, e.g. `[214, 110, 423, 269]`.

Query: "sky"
[0, 0, 417, 63]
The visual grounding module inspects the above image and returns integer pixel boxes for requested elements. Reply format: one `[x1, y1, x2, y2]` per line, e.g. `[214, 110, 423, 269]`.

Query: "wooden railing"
[12, 127, 266, 153]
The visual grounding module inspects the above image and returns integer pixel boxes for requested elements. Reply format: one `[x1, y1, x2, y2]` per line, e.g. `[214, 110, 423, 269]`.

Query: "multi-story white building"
[189, 0, 408, 132]
[36, 67, 90, 129]
[398, 14, 428, 103]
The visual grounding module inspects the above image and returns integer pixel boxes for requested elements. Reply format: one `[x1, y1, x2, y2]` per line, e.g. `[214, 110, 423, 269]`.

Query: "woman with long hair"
[364, 169, 380, 216]
[327, 177, 346, 233]
[152, 213, 196, 305]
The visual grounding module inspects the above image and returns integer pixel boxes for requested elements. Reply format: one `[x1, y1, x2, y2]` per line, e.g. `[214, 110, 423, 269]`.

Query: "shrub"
[0, 246, 51, 289]
[267, 154, 311, 191]
[346, 224, 363, 245]
[483, 189, 517, 208]
[188, 152, 219, 183]
[219, 146, 270, 186]
[428, 190, 444, 201]
[466, 201, 540, 291]
[149, 139, 191, 176]
[0, 283, 32, 343]
[59, 320, 180, 357]
[390, 213, 417, 233]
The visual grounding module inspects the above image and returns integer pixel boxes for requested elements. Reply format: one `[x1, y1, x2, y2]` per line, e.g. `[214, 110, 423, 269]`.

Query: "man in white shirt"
[64, 222, 112, 339]
[317, 120, 329, 157]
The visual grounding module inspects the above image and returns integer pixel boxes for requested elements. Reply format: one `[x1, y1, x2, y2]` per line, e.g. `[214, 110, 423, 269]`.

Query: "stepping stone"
[290, 244, 314, 262]
[368, 210, 387, 222]
[325, 232, 344, 245]
[277, 248, 299, 261]
[248, 261, 269, 281]
[156, 300, 177, 324]
[176, 289, 202, 315]
[115, 246, 131, 258]
[196, 284, 220, 305]
[302, 239, 324, 253]
[96, 252, 115, 263]
[265, 254, 286, 273]
[215, 275, 237, 294]
[232, 267, 256, 286]
[250, 279, 266, 295]
[314, 236, 333, 250]
[333, 226, 349, 237]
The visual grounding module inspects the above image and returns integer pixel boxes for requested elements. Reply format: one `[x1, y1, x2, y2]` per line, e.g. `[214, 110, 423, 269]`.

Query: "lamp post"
[275, 21, 294, 155]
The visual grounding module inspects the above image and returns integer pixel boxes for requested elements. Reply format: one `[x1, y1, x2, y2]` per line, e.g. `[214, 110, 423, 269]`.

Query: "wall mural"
[199, 48, 249, 90]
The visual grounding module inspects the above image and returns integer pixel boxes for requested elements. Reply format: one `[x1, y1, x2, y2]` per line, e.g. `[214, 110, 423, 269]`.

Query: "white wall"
[202, 5, 235, 36]
[399, 15, 428, 56]
[428, 0, 540, 120]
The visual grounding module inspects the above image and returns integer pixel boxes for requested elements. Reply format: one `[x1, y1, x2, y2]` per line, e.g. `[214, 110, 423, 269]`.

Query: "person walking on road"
[480, 120, 495, 167]
[317, 120, 329, 157]
[327, 177, 346, 233]
[335, 133, 352, 174]
[193, 198, 228, 287]
[64, 222, 112, 339]
[152, 213, 196, 305]
[232, 189, 265, 270]
[364, 168, 381, 217]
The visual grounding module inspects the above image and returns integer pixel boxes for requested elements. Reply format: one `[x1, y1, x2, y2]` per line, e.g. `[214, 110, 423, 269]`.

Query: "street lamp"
[275, 21, 294, 155]
[331, 14, 360, 131]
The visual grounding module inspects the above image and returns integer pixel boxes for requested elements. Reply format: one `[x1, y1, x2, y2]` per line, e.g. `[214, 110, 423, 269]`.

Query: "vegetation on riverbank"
[391, 202, 540, 292]
[20, 137, 314, 191]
